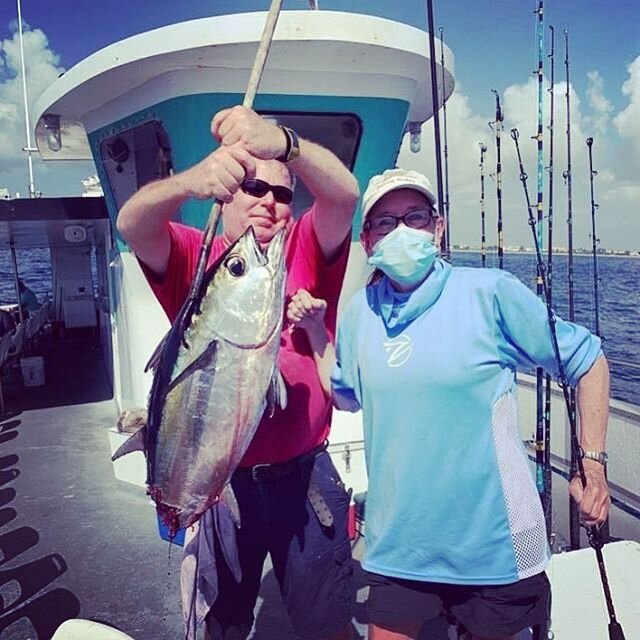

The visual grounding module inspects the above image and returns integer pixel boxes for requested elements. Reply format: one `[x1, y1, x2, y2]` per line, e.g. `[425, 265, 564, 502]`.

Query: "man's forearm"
[292, 138, 359, 259]
[293, 138, 359, 210]
[117, 173, 190, 243]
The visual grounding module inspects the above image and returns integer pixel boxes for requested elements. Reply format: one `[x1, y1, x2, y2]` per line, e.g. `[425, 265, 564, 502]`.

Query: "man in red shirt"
[117, 106, 359, 640]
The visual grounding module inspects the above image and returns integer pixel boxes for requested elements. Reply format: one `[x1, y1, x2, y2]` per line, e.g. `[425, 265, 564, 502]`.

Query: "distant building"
[82, 175, 104, 197]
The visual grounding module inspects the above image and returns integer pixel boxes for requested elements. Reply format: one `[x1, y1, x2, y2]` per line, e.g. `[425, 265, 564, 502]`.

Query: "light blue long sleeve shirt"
[332, 259, 602, 584]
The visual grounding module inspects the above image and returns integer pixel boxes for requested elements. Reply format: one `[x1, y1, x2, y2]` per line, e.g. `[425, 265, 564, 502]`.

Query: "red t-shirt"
[142, 208, 349, 465]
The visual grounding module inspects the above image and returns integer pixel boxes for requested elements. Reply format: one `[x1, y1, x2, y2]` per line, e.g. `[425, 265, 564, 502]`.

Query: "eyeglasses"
[241, 178, 293, 205]
[365, 208, 437, 235]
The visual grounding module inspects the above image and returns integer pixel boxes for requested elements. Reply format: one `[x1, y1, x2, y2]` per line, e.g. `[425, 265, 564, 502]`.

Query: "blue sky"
[1, 0, 639, 249]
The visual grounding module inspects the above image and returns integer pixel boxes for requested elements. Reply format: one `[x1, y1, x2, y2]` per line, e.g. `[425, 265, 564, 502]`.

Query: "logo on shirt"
[383, 334, 412, 367]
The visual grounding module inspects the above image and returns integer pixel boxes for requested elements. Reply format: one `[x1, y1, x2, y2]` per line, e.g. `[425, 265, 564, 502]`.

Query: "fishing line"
[511, 127, 626, 640]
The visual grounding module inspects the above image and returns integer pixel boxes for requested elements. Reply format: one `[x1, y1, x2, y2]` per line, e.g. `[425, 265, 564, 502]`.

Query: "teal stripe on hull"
[89, 93, 410, 248]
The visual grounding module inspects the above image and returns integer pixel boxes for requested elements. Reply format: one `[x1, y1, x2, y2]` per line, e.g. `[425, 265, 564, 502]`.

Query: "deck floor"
[0, 331, 502, 640]
[0, 332, 365, 639]
[0, 331, 187, 639]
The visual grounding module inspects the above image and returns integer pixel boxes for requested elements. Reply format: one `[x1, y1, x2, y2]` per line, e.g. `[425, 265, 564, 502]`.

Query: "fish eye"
[224, 255, 246, 277]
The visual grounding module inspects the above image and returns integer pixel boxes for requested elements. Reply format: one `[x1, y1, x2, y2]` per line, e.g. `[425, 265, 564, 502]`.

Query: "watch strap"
[276, 126, 300, 163]
[579, 448, 608, 465]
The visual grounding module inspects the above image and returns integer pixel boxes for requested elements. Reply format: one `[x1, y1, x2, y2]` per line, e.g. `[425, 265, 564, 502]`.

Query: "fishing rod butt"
[608, 621, 626, 640]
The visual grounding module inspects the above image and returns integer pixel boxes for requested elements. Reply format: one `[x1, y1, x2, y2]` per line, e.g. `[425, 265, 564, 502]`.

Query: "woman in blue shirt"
[291, 168, 611, 640]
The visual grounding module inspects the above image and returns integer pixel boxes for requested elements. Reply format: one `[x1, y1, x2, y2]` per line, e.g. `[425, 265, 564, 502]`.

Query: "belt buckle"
[251, 463, 271, 482]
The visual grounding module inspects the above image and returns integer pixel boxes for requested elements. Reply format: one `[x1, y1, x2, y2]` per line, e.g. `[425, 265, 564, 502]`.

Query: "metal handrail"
[608, 358, 640, 372]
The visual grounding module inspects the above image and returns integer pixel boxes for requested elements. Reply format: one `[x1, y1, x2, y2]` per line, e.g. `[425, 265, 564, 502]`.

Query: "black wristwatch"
[276, 126, 300, 164]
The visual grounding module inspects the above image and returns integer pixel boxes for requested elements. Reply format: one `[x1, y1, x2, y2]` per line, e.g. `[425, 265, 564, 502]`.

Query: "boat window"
[259, 112, 362, 217]
[99, 121, 173, 211]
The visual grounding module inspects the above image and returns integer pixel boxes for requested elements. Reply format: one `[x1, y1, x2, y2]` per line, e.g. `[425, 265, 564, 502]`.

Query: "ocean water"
[1, 248, 638, 405]
[454, 251, 639, 406]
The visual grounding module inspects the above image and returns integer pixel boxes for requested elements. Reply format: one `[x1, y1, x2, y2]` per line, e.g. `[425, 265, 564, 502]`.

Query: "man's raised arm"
[116, 146, 255, 276]
[212, 107, 360, 261]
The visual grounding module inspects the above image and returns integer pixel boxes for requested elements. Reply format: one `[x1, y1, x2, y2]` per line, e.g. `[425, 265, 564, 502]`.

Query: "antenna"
[17, 0, 37, 199]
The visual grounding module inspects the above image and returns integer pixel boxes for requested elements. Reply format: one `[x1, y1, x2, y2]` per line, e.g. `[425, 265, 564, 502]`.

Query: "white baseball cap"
[361, 168, 438, 223]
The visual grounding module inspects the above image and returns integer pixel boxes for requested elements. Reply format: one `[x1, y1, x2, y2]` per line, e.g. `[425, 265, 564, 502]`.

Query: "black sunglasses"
[365, 208, 438, 235]
[241, 178, 293, 205]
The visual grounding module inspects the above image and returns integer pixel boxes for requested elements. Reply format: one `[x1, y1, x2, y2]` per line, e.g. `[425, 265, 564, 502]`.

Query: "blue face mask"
[367, 225, 439, 287]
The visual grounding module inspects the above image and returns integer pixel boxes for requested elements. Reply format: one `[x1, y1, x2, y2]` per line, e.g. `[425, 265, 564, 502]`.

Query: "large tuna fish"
[113, 227, 287, 535]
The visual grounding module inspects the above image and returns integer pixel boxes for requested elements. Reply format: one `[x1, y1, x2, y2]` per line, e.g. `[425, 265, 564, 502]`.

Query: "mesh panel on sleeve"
[491, 392, 549, 579]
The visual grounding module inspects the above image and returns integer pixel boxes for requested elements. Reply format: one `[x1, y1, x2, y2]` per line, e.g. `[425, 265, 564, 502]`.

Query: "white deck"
[547, 540, 639, 639]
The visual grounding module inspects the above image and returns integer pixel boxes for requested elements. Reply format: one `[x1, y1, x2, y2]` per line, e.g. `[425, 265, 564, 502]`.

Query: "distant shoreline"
[451, 249, 640, 259]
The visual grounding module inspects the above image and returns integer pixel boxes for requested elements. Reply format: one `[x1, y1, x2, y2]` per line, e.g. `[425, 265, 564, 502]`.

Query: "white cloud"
[0, 23, 95, 195]
[398, 71, 639, 252]
[585, 71, 614, 135]
[613, 55, 640, 169]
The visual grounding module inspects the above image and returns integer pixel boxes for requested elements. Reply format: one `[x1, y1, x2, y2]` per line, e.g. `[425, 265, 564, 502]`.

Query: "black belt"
[237, 442, 327, 483]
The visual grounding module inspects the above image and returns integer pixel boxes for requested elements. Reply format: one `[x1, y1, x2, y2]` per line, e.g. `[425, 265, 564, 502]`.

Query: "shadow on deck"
[0, 331, 458, 640]
[0, 332, 185, 639]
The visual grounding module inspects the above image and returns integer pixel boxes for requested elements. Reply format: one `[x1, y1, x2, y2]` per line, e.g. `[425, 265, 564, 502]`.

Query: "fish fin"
[215, 489, 242, 583]
[111, 426, 146, 461]
[166, 340, 218, 394]
[220, 485, 241, 529]
[266, 368, 288, 417]
[144, 331, 171, 373]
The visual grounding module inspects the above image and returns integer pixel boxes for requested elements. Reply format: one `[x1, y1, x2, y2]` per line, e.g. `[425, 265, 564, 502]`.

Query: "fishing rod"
[9, 241, 25, 326]
[511, 127, 626, 640]
[182, 3, 285, 636]
[186, 0, 284, 310]
[489, 90, 505, 269]
[586, 137, 601, 338]
[439, 26, 451, 250]
[563, 28, 580, 550]
[426, 0, 447, 256]
[543, 24, 556, 540]
[586, 135, 610, 544]
[533, 0, 545, 512]
[479, 143, 488, 268]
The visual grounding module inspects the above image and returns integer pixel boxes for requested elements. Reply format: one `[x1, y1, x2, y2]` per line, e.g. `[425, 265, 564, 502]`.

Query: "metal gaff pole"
[187, 0, 285, 305]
